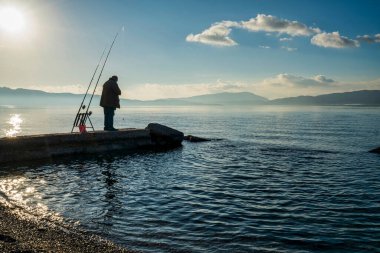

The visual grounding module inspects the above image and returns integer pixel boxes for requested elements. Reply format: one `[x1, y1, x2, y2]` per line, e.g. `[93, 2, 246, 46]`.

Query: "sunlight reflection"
[0, 176, 64, 223]
[5, 114, 23, 137]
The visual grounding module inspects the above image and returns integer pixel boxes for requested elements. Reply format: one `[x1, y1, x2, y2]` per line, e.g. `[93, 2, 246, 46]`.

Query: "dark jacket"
[100, 78, 121, 108]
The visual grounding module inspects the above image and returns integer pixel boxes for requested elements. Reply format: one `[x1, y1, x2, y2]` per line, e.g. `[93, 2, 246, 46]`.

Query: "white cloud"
[186, 21, 238, 47]
[311, 32, 359, 48]
[279, 37, 293, 41]
[313, 75, 335, 83]
[281, 46, 297, 52]
[240, 14, 321, 36]
[357, 34, 380, 43]
[259, 45, 271, 49]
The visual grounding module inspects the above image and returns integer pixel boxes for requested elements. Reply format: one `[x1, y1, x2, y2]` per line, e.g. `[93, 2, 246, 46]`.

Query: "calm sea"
[0, 105, 379, 253]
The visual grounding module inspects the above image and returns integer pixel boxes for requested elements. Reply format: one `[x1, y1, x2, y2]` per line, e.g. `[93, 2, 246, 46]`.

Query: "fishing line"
[85, 32, 119, 116]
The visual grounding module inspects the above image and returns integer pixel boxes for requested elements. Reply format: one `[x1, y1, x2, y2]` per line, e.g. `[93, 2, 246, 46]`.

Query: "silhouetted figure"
[100, 75, 121, 131]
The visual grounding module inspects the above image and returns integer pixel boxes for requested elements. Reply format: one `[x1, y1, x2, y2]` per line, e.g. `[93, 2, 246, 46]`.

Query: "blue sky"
[0, 0, 379, 99]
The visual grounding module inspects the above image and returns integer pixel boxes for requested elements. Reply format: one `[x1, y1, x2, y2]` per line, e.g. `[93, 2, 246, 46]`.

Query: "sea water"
[0, 105, 379, 252]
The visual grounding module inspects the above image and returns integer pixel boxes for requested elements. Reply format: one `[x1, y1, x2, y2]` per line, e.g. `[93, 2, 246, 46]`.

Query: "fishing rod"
[71, 47, 106, 133]
[84, 32, 119, 119]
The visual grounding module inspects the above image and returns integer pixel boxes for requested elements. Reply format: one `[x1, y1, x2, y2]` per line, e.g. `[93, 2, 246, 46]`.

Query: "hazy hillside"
[181, 92, 268, 105]
[139, 92, 268, 106]
[1, 87, 380, 107]
[271, 90, 380, 105]
[0, 87, 268, 107]
[0, 87, 73, 97]
[0, 87, 84, 107]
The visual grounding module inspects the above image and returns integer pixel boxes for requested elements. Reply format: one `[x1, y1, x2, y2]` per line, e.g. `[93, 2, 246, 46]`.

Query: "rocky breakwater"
[146, 123, 184, 148]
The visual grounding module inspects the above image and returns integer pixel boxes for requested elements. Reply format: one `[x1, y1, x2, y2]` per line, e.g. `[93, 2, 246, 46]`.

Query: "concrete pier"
[0, 124, 184, 164]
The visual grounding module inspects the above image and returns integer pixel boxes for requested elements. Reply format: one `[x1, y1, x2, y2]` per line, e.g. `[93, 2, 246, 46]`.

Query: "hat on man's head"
[111, 75, 118, 81]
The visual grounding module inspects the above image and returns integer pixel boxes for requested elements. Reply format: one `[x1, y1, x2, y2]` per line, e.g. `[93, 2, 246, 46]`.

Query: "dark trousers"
[103, 107, 116, 130]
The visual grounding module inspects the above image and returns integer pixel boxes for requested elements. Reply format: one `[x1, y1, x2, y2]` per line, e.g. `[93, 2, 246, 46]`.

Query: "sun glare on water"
[0, 6, 25, 34]
[5, 114, 23, 137]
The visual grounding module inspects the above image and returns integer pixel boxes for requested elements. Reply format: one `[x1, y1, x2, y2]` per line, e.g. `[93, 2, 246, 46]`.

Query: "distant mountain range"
[0, 87, 85, 107]
[271, 90, 380, 105]
[1, 87, 379, 107]
[135, 92, 268, 106]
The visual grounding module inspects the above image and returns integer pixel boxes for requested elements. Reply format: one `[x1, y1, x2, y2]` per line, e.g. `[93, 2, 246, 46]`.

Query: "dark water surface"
[0, 106, 380, 252]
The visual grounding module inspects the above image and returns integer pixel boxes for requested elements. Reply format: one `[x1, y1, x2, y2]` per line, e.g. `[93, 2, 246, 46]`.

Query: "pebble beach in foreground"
[0, 204, 131, 253]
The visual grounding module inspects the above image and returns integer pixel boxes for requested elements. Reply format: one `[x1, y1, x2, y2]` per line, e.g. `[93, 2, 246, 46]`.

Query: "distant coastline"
[1, 87, 380, 107]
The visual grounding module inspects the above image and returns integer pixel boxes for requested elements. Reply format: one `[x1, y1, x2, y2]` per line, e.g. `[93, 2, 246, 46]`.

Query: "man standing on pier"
[100, 75, 121, 131]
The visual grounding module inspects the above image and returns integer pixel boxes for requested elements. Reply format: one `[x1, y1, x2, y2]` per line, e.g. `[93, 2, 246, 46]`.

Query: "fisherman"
[100, 75, 121, 131]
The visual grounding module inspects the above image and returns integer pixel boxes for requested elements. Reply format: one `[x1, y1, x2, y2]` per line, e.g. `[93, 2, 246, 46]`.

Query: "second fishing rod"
[71, 47, 106, 132]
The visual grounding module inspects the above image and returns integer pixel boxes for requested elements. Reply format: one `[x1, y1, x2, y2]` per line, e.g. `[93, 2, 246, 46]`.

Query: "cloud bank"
[265, 74, 337, 87]
[186, 14, 369, 49]
[253, 74, 380, 99]
[12, 74, 380, 101]
[123, 74, 380, 100]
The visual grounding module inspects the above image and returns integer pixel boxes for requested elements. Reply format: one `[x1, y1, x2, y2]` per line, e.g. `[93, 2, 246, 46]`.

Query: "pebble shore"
[0, 204, 132, 253]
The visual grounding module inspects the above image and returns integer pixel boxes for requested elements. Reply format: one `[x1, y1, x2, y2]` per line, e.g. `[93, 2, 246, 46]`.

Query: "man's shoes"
[104, 127, 118, 131]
